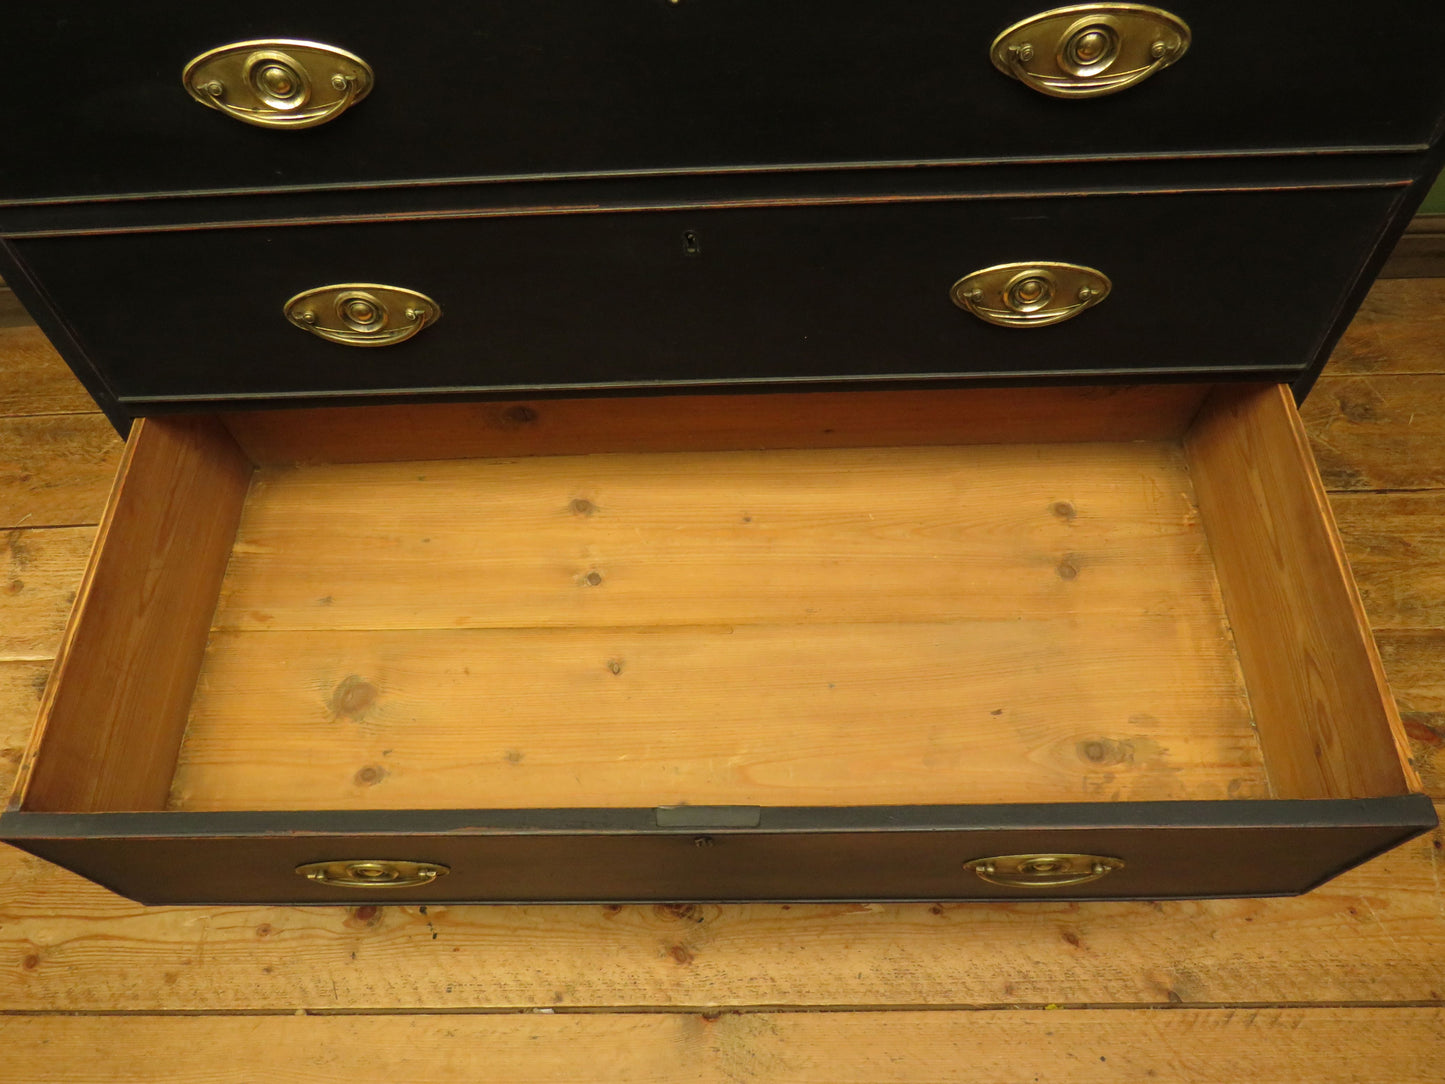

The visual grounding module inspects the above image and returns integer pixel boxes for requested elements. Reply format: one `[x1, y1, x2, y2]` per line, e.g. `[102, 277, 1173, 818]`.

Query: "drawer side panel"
[1185, 385, 1419, 800]
[12, 418, 253, 813]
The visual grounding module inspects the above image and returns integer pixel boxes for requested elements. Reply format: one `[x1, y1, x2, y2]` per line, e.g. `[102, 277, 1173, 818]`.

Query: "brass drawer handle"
[297, 860, 450, 889]
[991, 4, 1190, 99]
[284, 283, 442, 347]
[965, 853, 1124, 888]
[951, 261, 1110, 328]
[183, 39, 374, 129]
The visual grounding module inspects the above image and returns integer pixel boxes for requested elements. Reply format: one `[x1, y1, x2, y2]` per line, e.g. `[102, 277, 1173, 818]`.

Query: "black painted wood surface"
[7, 185, 1402, 407]
[1, 799, 1434, 904]
[5, 2, 1445, 203]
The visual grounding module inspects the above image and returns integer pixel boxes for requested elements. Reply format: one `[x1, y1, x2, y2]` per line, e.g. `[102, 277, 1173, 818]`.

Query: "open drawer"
[1, 383, 1433, 904]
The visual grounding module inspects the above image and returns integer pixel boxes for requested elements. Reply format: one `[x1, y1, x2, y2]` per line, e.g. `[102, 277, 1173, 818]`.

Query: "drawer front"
[6, 2, 1445, 201]
[12, 186, 1401, 406]
[1, 802, 1433, 904]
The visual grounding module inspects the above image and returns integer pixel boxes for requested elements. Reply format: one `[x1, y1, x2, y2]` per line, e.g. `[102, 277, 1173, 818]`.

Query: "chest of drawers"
[0, 3, 1439, 903]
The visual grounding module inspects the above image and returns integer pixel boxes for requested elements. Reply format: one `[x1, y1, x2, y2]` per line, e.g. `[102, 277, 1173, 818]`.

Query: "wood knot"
[570, 498, 596, 516]
[1403, 714, 1443, 748]
[501, 404, 539, 426]
[1056, 556, 1079, 580]
[329, 676, 378, 721]
[1051, 500, 1077, 521]
[353, 764, 388, 786]
[1078, 738, 1133, 766]
[344, 905, 383, 930]
[583, 570, 603, 587]
[1336, 393, 1377, 424]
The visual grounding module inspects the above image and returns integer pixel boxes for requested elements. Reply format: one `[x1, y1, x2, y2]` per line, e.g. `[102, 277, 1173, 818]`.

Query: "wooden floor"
[0, 283, 1442, 1081]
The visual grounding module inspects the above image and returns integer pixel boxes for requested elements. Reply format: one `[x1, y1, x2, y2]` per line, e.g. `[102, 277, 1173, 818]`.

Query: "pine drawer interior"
[10, 383, 1421, 817]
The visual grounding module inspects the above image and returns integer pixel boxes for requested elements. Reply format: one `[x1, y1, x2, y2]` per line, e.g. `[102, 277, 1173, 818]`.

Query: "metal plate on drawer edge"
[6, 185, 1403, 406]
[3, 1, 1445, 201]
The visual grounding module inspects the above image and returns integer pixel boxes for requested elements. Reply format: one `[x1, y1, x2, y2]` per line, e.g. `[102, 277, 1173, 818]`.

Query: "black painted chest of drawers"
[0, 3, 1440, 905]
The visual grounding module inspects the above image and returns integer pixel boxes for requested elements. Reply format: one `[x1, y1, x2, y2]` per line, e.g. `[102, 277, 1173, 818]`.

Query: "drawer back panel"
[4, 2, 1444, 202]
[8, 186, 1403, 406]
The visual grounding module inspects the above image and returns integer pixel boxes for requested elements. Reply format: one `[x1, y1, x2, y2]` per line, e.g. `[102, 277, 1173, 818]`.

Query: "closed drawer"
[1, 383, 1433, 904]
[6, 2, 1445, 201]
[9, 185, 1403, 407]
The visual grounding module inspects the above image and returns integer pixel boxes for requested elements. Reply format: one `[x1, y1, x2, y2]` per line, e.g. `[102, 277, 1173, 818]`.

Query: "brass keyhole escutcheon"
[965, 853, 1124, 888]
[991, 4, 1190, 98]
[296, 860, 451, 889]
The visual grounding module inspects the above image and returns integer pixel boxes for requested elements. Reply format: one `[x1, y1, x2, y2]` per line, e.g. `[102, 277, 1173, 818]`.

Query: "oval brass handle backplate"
[183, 39, 374, 128]
[951, 261, 1110, 328]
[991, 4, 1190, 99]
[284, 283, 442, 347]
[296, 860, 450, 889]
[965, 853, 1124, 888]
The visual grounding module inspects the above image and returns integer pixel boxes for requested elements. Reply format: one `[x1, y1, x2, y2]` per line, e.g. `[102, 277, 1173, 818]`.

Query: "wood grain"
[1303, 375, 1445, 491]
[0, 527, 94, 661]
[0, 412, 122, 528]
[1184, 385, 1414, 800]
[172, 621, 1263, 810]
[212, 440, 1223, 631]
[1374, 630, 1445, 796]
[0, 662, 48, 795]
[15, 418, 253, 814]
[221, 384, 1211, 467]
[1331, 492, 1445, 631]
[0, 1009, 1440, 1084]
[1326, 278, 1445, 375]
[0, 812, 1440, 1011]
[0, 287, 30, 328]
[0, 326, 94, 416]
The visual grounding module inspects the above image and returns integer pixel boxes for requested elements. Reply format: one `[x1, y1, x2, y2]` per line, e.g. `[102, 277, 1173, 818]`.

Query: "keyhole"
[683, 229, 701, 256]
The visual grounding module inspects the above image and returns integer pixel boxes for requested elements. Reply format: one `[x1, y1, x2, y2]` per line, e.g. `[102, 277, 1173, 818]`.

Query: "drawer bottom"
[172, 426, 1263, 813]
[2, 384, 1433, 903]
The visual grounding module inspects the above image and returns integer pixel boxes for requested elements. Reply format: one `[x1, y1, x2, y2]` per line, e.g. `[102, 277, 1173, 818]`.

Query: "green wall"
[1423, 172, 1445, 215]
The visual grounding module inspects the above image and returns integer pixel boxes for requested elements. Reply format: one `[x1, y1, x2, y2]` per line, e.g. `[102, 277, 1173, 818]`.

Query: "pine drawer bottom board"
[0, 383, 1432, 903]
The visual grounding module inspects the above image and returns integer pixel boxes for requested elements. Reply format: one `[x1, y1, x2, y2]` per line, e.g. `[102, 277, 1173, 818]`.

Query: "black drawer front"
[6, 2, 1445, 202]
[1, 799, 1434, 904]
[11, 186, 1400, 405]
